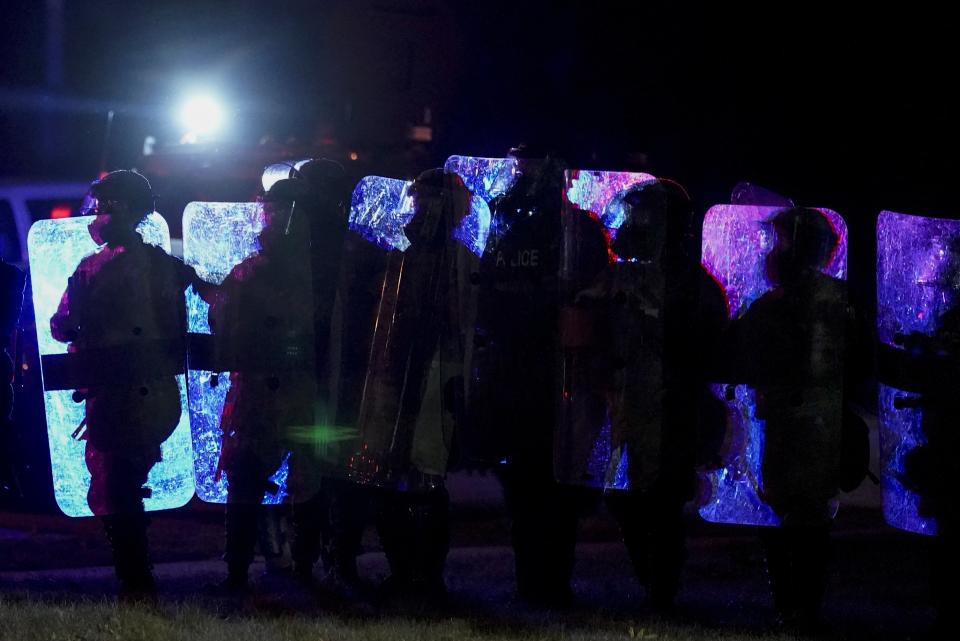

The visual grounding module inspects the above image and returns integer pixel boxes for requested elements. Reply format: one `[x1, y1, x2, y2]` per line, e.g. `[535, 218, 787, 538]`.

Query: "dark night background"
[1, 0, 957, 300]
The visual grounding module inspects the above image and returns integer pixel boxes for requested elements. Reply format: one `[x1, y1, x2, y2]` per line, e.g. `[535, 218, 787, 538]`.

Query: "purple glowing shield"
[697, 205, 847, 527]
[876, 210, 960, 536]
[349, 176, 416, 251]
[564, 169, 656, 243]
[444, 156, 521, 257]
[554, 170, 658, 490]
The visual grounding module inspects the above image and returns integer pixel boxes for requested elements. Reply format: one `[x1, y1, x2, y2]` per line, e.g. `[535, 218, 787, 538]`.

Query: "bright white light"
[179, 95, 225, 141]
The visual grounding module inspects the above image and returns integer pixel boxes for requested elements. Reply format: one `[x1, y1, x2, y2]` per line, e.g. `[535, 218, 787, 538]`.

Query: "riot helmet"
[83, 170, 155, 246]
[764, 207, 839, 286]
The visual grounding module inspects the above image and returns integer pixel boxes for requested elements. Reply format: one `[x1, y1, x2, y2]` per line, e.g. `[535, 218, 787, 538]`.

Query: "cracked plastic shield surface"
[554, 169, 660, 489]
[697, 205, 847, 526]
[183, 201, 317, 504]
[876, 210, 960, 536]
[28, 214, 195, 517]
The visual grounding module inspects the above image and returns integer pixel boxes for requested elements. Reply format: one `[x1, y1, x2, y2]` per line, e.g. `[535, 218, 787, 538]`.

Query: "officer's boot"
[321, 480, 366, 595]
[102, 512, 155, 599]
[648, 499, 686, 614]
[931, 535, 953, 637]
[792, 524, 830, 632]
[259, 505, 292, 576]
[223, 503, 260, 591]
[760, 526, 796, 625]
[291, 492, 325, 585]
[377, 490, 417, 598]
[607, 491, 654, 589]
[528, 482, 579, 608]
[412, 484, 450, 599]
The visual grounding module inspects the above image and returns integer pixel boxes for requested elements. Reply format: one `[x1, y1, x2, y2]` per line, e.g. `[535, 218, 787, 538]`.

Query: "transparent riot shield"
[554, 169, 657, 488]
[183, 201, 317, 504]
[444, 155, 518, 256]
[326, 178, 402, 458]
[729, 182, 795, 208]
[441, 157, 523, 467]
[876, 211, 960, 536]
[697, 205, 848, 526]
[341, 173, 474, 485]
[331, 177, 413, 484]
[27, 214, 195, 517]
[261, 158, 312, 193]
[349, 176, 416, 251]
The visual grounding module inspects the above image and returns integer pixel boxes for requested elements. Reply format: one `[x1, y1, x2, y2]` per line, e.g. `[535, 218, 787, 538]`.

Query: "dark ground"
[0, 468, 938, 641]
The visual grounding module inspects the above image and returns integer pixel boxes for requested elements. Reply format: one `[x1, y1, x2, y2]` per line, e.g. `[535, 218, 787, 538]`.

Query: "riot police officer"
[470, 146, 586, 606]
[562, 178, 701, 610]
[51, 170, 197, 597]
[210, 178, 319, 591]
[721, 207, 849, 628]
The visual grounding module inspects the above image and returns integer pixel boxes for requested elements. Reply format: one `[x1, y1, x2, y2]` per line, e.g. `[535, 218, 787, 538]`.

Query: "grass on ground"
[0, 596, 802, 641]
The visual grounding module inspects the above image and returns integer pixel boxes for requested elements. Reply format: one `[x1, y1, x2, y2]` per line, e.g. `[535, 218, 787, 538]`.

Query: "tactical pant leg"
[102, 511, 154, 592]
[606, 487, 687, 610]
[258, 504, 292, 573]
[86, 446, 154, 516]
[90, 451, 155, 592]
[224, 504, 260, 582]
[377, 483, 450, 591]
[930, 513, 958, 632]
[223, 450, 274, 581]
[759, 526, 794, 618]
[321, 478, 369, 583]
[291, 491, 326, 579]
[499, 464, 581, 605]
[760, 504, 831, 627]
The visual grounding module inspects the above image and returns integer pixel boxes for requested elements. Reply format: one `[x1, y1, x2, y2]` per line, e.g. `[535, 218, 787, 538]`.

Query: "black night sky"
[1, 0, 956, 216]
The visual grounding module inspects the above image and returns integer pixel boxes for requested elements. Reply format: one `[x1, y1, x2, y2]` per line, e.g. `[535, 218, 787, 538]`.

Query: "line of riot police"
[5, 151, 956, 636]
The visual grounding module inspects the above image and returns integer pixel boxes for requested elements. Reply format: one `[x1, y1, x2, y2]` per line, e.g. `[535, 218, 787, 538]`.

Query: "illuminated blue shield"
[341, 173, 475, 485]
[444, 156, 519, 257]
[349, 176, 415, 251]
[554, 170, 662, 489]
[27, 214, 195, 517]
[876, 211, 960, 536]
[261, 158, 313, 194]
[183, 201, 318, 504]
[697, 205, 848, 526]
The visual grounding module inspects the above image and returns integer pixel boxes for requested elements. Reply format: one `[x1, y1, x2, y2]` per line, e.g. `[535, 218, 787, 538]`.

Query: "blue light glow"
[444, 156, 520, 256]
[453, 194, 491, 257]
[27, 214, 195, 518]
[444, 156, 519, 203]
[349, 177, 415, 251]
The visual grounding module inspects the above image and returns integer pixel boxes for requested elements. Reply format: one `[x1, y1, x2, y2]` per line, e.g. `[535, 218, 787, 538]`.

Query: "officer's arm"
[50, 281, 77, 344]
[180, 260, 220, 303]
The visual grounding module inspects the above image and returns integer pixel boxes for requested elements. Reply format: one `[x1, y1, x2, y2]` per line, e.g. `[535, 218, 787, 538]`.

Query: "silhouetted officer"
[51, 170, 196, 596]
